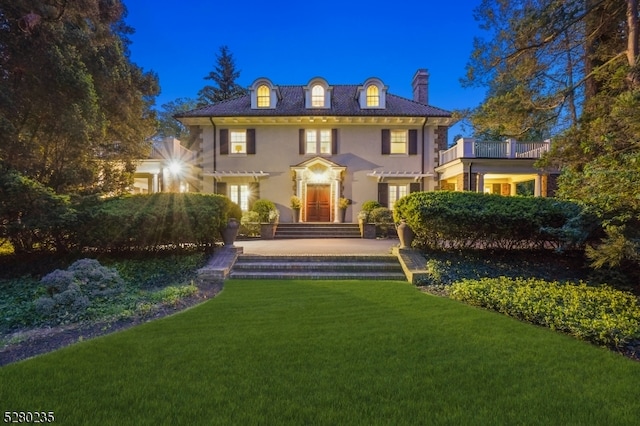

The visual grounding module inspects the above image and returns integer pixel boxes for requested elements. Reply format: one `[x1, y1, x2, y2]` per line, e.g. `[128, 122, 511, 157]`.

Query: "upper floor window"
[311, 85, 325, 107]
[257, 85, 270, 107]
[306, 129, 332, 154]
[366, 85, 379, 107]
[230, 130, 247, 154]
[390, 130, 407, 154]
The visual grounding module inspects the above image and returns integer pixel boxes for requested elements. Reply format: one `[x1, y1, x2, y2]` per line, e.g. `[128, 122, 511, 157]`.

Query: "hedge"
[77, 193, 233, 251]
[450, 277, 640, 348]
[393, 191, 596, 250]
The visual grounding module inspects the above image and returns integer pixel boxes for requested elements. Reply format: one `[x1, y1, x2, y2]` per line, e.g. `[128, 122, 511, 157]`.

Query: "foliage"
[240, 211, 260, 237]
[0, 1, 159, 195]
[197, 45, 247, 106]
[0, 166, 77, 253]
[369, 206, 394, 238]
[78, 193, 229, 251]
[155, 98, 198, 142]
[393, 191, 595, 250]
[34, 259, 125, 324]
[251, 199, 278, 223]
[450, 277, 640, 348]
[361, 200, 382, 213]
[290, 196, 301, 209]
[225, 200, 243, 222]
[338, 197, 350, 210]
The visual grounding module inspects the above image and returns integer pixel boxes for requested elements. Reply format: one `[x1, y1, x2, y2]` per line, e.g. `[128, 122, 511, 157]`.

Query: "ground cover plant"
[1, 279, 639, 425]
[0, 251, 208, 338]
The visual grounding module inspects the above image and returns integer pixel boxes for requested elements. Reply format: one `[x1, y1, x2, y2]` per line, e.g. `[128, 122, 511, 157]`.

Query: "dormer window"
[366, 85, 379, 107]
[311, 85, 325, 107]
[305, 78, 331, 109]
[257, 85, 270, 107]
[250, 78, 279, 109]
[358, 78, 387, 109]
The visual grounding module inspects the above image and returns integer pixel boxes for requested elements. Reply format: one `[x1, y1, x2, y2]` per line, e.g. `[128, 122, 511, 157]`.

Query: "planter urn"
[221, 218, 240, 246]
[397, 220, 414, 249]
[260, 223, 277, 240]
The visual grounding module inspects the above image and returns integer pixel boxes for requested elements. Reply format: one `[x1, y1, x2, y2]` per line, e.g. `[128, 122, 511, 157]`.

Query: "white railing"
[439, 138, 551, 165]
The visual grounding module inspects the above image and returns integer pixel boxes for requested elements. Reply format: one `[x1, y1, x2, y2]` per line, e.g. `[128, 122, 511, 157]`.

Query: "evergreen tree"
[197, 45, 247, 106]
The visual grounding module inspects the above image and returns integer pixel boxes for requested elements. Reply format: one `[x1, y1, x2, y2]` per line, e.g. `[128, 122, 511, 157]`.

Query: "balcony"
[439, 138, 550, 165]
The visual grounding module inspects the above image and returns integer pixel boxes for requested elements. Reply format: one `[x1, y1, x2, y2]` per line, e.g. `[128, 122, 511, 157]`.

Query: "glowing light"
[168, 160, 182, 175]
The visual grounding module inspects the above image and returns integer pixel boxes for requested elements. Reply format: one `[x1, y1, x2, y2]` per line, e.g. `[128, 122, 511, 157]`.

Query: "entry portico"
[292, 157, 346, 223]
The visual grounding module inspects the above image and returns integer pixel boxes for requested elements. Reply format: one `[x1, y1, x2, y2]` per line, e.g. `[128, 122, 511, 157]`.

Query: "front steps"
[229, 254, 406, 280]
[274, 223, 360, 239]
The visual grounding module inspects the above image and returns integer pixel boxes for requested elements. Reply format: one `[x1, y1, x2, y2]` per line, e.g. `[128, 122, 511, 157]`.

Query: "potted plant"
[338, 197, 349, 223]
[358, 200, 381, 238]
[252, 199, 279, 239]
[290, 196, 301, 223]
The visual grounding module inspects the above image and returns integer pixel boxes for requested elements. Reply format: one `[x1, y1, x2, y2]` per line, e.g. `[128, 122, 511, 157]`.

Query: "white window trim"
[229, 130, 247, 156]
[390, 130, 408, 155]
[305, 129, 332, 155]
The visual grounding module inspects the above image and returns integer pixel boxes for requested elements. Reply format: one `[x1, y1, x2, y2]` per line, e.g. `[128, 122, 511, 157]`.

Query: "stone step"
[229, 254, 406, 280]
[274, 223, 361, 239]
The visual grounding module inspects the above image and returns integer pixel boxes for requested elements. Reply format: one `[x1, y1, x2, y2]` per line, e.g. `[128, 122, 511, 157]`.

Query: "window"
[311, 85, 325, 107]
[230, 184, 250, 211]
[257, 85, 270, 107]
[230, 130, 246, 154]
[390, 130, 407, 154]
[388, 184, 408, 209]
[305, 129, 332, 154]
[366, 85, 379, 107]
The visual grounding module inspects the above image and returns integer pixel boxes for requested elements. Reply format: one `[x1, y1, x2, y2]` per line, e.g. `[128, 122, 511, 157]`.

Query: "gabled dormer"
[250, 78, 280, 109]
[304, 77, 332, 109]
[357, 77, 387, 109]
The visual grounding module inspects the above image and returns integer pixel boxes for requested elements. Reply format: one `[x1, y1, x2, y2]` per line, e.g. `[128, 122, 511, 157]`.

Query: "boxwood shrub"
[450, 277, 640, 348]
[393, 191, 596, 250]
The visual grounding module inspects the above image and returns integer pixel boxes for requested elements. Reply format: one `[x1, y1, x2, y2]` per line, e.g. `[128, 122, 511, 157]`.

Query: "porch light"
[310, 171, 329, 183]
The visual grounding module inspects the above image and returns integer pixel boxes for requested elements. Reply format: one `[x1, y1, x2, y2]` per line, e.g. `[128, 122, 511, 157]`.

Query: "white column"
[297, 171, 304, 222]
[152, 173, 159, 193]
[534, 174, 542, 197]
[510, 181, 517, 196]
[333, 177, 340, 223]
[476, 173, 484, 193]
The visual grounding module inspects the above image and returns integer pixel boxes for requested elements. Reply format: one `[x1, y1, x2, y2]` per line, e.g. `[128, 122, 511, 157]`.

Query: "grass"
[1, 279, 640, 425]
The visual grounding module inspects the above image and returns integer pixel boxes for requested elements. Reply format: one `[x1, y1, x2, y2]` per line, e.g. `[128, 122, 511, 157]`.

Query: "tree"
[0, 1, 159, 195]
[197, 45, 247, 106]
[465, 0, 640, 277]
[155, 98, 198, 143]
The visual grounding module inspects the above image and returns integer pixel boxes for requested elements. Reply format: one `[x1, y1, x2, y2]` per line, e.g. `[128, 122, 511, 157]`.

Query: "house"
[166, 69, 556, 223]
[131, 137, 199, 193]
[175, 70, 453, 223]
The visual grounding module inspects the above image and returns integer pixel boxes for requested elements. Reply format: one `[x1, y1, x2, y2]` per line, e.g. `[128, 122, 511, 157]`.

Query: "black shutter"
[378, 183, 389, 208]
[381, 129, 390, 155]
[409, 182, 421, 193]
[220, 129, 229, 155]
[408, 129, 418, 155]
[247, 129, 256, 154]
[331, 128, 338, 154]
[299, 129, 305, 155]
[215, 182, 227, 196]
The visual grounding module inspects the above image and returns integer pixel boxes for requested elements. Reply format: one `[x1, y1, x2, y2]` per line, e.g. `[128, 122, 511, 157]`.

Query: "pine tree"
[197, 46, 247, 106]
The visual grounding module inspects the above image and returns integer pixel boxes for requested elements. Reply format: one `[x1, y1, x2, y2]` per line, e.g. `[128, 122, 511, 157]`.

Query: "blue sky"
[125, 0, 487, 142]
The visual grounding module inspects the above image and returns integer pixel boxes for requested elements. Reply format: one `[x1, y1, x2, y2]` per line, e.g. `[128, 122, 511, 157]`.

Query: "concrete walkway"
[234, 238, 399, 255]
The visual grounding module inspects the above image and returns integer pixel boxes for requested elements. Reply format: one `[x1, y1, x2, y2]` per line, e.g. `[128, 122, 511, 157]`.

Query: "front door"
[306, 184, 331, 222]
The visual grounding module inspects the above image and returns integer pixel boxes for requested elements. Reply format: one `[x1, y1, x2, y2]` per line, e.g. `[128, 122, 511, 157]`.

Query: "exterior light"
[168, 160, 182, 175]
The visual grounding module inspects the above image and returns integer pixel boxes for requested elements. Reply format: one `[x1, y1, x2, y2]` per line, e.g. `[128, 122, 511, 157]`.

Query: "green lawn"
[1, 279, 639, 425]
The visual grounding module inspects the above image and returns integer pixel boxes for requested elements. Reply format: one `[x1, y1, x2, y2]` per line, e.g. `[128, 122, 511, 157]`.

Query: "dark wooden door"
[306, 185, 331, 222]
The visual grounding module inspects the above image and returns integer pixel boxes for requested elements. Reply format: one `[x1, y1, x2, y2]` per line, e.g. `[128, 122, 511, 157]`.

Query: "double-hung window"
[390, 130, 408, 154]
[230, 130, 247, 154]
[257, 85, 270, 107]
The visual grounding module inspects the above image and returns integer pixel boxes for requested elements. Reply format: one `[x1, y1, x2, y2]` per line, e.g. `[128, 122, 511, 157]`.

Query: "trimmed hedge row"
[450, 277, 640, 348]
[393, 191, 596, 250]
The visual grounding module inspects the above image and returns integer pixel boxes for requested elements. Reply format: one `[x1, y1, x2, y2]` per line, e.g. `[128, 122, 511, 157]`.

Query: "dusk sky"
[125, 1, 487, 142]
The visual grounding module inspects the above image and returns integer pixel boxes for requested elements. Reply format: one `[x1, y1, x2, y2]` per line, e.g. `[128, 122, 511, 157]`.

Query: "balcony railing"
[438, 138, 550, 165]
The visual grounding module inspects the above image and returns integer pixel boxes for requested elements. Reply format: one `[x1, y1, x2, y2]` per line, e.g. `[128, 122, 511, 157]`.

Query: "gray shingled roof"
[177, 85, 451, 118]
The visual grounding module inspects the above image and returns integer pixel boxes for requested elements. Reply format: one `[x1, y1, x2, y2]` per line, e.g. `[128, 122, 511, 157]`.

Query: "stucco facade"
[176, 70, 454, 223]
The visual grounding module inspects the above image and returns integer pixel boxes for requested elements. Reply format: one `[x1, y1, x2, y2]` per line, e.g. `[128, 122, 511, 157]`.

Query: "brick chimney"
[412, 69, 429, 104]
